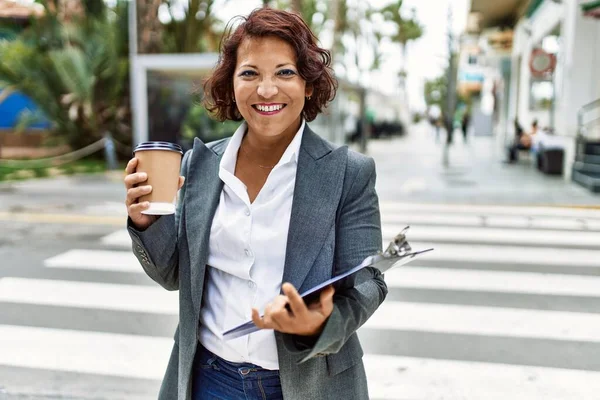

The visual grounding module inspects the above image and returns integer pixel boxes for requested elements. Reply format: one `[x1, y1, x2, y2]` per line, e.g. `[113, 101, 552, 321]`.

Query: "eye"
[239, 70, 257, 77]
[277, 69, 297, 77]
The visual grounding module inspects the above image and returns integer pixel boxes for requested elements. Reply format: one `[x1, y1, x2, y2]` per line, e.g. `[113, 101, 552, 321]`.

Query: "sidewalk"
[367, 123, 600, 207]
[0, 124, 598, 221]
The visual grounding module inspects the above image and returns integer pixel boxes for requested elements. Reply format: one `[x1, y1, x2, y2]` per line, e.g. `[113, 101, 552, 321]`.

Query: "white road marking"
[364, 354, 600, 400]
[0, 278, 178, 315]
[365, 301, 600, 342]
[383, 225, 600, 247]
[381, 212, 594, 230]
[380, 202, 600, 219]
[100, 230, 132, 249]
[44, 249, 140, 272]
[0, 325, 172, 380]
[384, 266, 600, 297]
[382, 241, 600, 268]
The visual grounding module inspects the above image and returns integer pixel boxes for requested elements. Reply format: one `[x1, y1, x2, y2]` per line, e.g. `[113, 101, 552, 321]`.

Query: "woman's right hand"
[125, 158, 186, 231]
[124, 158, 158, 231]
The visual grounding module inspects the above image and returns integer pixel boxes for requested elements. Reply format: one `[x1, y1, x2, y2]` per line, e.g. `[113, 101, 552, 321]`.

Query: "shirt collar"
[220, 119, 305, 174]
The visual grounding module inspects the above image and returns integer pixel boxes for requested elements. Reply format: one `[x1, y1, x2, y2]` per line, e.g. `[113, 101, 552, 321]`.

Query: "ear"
[305, 85, 314, 98]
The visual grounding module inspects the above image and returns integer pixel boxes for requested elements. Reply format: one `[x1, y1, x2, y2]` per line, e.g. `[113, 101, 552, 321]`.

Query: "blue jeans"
[192, 344, 283, 400]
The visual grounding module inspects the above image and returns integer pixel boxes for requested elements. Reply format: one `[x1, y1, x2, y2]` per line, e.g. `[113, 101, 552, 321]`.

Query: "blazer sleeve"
[288, 154, 387, 362]
[127, 149, 192, 291]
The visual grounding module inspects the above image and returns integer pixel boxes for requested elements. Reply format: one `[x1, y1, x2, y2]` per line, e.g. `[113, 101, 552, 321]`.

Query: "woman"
[124, 7, 386, 400]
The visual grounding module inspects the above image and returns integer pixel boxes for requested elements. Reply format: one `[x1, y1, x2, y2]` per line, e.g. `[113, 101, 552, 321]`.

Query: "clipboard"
[222, 226, 433, 340]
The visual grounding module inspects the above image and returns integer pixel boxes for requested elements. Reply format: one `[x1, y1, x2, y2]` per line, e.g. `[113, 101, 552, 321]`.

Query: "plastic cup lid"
[133, 141, 183, 155]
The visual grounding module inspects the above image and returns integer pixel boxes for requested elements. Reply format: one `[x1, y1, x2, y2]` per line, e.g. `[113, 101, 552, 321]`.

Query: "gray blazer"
[128, 125, 387, 400]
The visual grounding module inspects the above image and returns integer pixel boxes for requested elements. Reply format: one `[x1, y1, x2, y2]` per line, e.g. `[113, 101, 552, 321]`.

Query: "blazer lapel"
[185, 137, 225, 313]
[282, 127, 347, 291]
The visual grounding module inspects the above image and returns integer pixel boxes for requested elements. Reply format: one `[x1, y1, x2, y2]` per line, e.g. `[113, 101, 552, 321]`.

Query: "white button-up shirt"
[198, 120, 305, 370]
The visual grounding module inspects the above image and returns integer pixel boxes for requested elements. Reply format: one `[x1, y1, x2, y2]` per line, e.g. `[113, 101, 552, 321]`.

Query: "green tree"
[424, 75, 447, 109]
[0, 0, 131, 149]
[381, 1, 423, 93]
[272, 0, 328, 37]
[160, 0, 225, 53]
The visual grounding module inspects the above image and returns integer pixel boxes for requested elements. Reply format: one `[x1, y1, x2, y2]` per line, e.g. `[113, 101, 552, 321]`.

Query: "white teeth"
[256, 104, 283, 112]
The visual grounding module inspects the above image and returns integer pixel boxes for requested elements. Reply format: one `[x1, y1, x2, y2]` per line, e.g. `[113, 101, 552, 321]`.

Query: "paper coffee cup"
[133, 141, 183, 215]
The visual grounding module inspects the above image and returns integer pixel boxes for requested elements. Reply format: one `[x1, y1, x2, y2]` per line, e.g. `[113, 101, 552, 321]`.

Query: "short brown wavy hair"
[203, 7, 337, 122]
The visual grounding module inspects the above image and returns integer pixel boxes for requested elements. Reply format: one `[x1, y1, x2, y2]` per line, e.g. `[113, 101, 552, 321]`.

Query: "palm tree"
[135, 0, 225, 54]
[161, 0, 224, 53]
[381, 1, 423, 63]
[381, 0, 423, 104]
[330, 0, 345, 59]
[0, 0, 131, 149]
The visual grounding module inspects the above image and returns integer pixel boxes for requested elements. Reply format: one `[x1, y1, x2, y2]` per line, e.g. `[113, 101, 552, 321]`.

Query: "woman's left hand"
[252, 283, 335, 336]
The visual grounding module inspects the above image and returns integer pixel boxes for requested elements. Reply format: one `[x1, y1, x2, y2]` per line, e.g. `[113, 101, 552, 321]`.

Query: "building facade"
[467, 0, 600, 183]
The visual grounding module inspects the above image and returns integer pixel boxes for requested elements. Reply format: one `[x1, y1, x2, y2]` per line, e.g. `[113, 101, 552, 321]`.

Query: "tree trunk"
[291, 0, 303, 13]
[330, 0, 342, 60]
[182, 0, 201, 53]
[400, 42, 409, 109]
[136, 0, 163, 54]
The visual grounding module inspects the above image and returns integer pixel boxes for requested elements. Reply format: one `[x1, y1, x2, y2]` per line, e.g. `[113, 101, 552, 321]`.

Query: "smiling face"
[233, 36, 312, 140]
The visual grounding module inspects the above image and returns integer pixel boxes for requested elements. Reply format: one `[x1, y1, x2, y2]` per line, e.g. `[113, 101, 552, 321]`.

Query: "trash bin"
[538, 148, 564, 175]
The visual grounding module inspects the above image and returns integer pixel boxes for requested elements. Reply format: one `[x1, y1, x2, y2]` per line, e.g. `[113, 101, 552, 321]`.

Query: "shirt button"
[245, 209, 251, 216]
[248, 281, 255, 289]
[245, 249, 252, 257]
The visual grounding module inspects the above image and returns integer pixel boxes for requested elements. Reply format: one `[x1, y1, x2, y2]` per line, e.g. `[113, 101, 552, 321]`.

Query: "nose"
[257, 78, 278, 99]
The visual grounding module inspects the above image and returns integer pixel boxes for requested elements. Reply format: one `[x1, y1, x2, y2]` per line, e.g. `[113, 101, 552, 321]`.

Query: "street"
[1, 131, 600, 399]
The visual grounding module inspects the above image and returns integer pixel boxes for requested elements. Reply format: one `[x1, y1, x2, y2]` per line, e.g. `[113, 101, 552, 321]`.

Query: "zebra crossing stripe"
[8, 323, 599, 400]
[101, 229, 131, 248]
[383, 225, 600, 248]
[11, 275, 599, 343]
[0, 278, 178, 315]
[44, 249, 140, 272]
[379, 202, 600, 219]
[365, 301, 600, 343]
[384, 267, 600, 297]
[0, 324, 171, 380]
[97, 234, 600, 269]
[392, 242, 600, 268]
[101, 223, 600, 253]
[364, 354, 600, 400]
[380, 212, 598, 230]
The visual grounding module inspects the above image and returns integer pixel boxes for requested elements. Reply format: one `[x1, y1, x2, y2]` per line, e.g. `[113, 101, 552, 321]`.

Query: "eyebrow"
[239, 63, 295, 69]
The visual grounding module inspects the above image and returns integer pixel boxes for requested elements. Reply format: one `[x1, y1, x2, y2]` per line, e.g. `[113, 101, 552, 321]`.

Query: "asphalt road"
[1, 132, 600, 399]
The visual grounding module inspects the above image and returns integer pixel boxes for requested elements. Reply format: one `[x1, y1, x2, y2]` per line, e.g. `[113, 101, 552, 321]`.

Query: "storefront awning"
[582, 0, 600, 18]
[470, 0, 525, 30]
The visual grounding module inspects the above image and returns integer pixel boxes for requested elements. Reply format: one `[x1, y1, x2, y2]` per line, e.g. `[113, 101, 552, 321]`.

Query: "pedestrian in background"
[123, 7, 387, 400]
[428, 104, 442, 142]
[505, 118, 538, 163]
[461, 109, 471, 143]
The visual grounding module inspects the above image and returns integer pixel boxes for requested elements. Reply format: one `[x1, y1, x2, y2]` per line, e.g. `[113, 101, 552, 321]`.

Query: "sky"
[214, 0, 471, 111]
